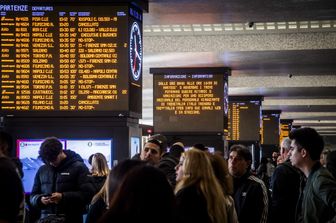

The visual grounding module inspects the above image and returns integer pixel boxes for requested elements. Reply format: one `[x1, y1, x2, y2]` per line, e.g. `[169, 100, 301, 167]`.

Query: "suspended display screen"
[0, 2, 143, 117]
[227, 97, 262, 141]
[261, 111, 280, 145]
[151, 67, 230, 133]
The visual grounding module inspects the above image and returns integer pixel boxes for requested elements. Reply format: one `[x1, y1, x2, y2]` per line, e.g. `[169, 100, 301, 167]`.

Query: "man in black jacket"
[228, 144, 268, 223]
[270, 137, 301, 223]
[30, 137, 94, 223]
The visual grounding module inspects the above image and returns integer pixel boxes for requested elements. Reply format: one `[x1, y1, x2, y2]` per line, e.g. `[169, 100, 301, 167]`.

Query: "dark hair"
[229, 144, 252, 162]
[289, 127, 324, 161]
[0, 131, 13, 156]
[88, 154, 94, 165]
[39, 137, 63, 163]
[100, 165, 175, 223]
[192, 143, 207, 151]
[169, 144, 184, 158]
[107, 159, 146, 198]
[147, 134, 167, 154]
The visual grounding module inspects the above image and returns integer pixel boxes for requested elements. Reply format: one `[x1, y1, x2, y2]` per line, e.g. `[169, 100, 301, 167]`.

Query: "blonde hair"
[91, 153, 110, 177]
[175, 149, 228, 223]
[91, 173, 110, 205]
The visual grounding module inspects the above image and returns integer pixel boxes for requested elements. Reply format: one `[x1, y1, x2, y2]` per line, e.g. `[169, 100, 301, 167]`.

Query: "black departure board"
[261, 111, 280, 145]
[151, 67, 230, 133]
[279, 119, 293, 144]
[227, 96, 262, 141]
[0, 2, 144, 117]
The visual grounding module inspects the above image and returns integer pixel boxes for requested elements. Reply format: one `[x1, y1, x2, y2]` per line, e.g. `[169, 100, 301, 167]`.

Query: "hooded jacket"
[30, 150, 94, 223]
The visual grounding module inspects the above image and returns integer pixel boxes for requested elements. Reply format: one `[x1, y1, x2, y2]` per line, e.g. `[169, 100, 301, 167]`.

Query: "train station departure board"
[227, 96, 263, 141]
[0, 1, 145, 117]
[151, 67, 230, 133]
[261, 111, 280, 145]
[280, 119, 293, 144]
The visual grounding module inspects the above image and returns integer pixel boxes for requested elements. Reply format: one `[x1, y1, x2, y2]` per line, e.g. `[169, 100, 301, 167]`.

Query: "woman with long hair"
[99, 165, 175, 223]
[89, 153, 110, 194]
[175, 149, 228, 223]
[209, 153, 238, 223]
[86, 159, 145, 223]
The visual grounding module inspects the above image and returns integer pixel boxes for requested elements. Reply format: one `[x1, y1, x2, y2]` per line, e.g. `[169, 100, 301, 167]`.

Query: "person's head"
[175, 149, 227, 223]
[320, 149, 330, 167]
[39, 137, 65, 167]
[92, 159, 145, 205]
[272, 152, 279, 161]
[209, 153, 233, 196]
[140, 134, 167, 165]
[175, 149, 214, 186]
[228, 144, 252, 178]
[280, 137, 292, 160]
[326, 150, 336, 179]
[101, 165, 175, 223]
[88, 154, 94, 165]
[169, 143, 184, 159]
[192, 143, 208, 152]
[289, 127, 324, 169]
[0, 131, 13, 157]
[91, 153, 110, 177]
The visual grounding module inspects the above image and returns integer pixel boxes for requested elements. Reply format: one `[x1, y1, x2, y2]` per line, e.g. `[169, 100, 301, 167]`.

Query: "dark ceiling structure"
[141, 0, 336, 137]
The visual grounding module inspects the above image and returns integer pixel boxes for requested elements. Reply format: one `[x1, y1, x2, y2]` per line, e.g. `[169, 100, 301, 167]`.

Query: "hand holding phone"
[49, 192, 63, 204]
[41, 194, 52, 205]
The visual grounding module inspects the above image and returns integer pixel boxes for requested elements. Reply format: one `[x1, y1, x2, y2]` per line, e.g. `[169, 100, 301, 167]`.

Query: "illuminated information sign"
[151, 67, 230, 133]
[0, 3, 143, 117]
[279, 119, 292, 144]
[261, 111, 280, 145]
[227, 97, 262, 141]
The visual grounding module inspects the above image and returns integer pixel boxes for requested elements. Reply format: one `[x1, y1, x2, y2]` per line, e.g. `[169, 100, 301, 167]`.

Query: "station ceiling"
[141, 0, 336, 136]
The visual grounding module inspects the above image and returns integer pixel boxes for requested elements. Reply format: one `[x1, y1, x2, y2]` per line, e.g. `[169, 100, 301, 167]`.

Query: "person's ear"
[301, 148, 307, 158]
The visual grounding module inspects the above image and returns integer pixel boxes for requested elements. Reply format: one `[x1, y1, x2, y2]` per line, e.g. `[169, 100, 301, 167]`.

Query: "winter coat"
[30, 150, 95, 223]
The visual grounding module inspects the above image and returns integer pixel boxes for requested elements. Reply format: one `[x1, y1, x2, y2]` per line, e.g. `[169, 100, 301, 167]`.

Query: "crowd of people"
[1, 127, 336, 223]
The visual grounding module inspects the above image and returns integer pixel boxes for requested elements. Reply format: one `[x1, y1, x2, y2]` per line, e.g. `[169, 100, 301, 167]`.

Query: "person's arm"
[315, 173, 336, 222]
[30, 166, 51, 208]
